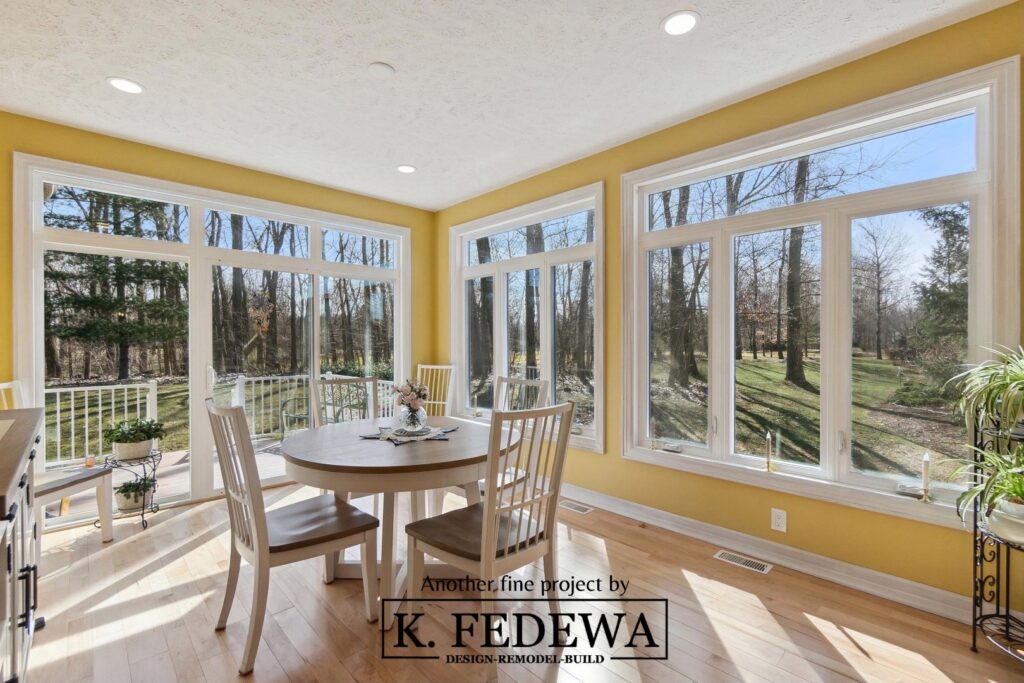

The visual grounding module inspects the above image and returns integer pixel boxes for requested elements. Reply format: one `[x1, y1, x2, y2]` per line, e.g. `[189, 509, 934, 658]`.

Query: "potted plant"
[103, 418, 166, 460]
[950, 445, 1024, 543]
[949, 345, 1024, 435]
[114, 477, 156, 513]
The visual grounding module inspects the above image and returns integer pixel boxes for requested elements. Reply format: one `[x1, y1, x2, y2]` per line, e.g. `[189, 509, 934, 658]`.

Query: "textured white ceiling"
[0, 0, 1010, 210]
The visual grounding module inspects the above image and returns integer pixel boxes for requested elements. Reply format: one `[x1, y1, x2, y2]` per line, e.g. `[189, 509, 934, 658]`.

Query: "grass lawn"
[650, 353, 963, 479]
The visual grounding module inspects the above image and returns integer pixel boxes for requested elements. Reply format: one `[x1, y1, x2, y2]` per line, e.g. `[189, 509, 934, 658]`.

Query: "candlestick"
[765, 431, 773, 472]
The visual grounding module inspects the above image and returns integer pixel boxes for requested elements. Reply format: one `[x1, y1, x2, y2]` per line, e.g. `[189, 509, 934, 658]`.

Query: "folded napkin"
[359, 425, 459, 446]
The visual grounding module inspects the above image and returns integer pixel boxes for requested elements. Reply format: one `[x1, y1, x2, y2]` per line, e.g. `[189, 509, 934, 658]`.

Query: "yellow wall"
[433, 1, 1024, 596]
[0, 111, 437, 378]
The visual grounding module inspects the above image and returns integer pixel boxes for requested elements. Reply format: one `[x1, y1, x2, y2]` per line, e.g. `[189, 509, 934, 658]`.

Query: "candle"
[922, 453, 931, 496]
[473, 394, 479, 417]
[765, 431, 773, 472]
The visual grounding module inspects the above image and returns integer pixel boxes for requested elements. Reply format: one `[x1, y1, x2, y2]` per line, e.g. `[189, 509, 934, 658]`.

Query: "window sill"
[452, 412, 603, 454]
[624, 445, 969, 531]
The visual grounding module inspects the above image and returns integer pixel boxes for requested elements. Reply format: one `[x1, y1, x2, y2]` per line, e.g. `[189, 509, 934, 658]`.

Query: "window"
[323, 229, 396, 268]
[623, 62, 1018, 521]
[452, 184, 604, 449]
[17, 154, 411, 522]
[204, 209, 309, 257]
[44, 183, 188, 242]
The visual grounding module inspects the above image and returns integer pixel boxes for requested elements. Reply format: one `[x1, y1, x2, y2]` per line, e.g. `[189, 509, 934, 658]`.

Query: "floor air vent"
[713, 549, 773, 574]
[559, 499, 594, 514]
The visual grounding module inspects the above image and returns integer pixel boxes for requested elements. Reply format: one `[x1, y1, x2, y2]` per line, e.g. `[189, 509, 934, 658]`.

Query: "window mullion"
[821, 208, 848, 483]
[710, 232, 731, 460]
[539, 259, 554, 404]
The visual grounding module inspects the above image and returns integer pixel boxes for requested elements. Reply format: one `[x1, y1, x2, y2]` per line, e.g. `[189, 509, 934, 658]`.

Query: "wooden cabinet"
[0, 409, 42, 682]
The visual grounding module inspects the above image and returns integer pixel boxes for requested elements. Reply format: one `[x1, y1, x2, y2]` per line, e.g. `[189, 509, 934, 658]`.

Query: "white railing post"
[233, 375, 246, 408]
[146, 380, 158, 420]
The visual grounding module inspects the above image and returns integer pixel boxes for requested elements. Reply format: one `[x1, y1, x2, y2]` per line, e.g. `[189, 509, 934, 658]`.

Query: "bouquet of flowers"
[395, 380, 429, 409]
[394, 380, 430, 431]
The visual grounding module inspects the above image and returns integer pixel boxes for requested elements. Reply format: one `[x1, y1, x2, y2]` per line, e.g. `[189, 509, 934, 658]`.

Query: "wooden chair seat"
[406, 502, 543, 561]
[36, 467, 109, 498]
[266, 494, 378, 553]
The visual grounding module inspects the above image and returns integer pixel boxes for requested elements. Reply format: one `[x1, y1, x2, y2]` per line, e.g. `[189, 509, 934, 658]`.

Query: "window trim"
[449, 182, 605, 452]
[620, 59, 1019, 529]
[13, 153, 413, 501]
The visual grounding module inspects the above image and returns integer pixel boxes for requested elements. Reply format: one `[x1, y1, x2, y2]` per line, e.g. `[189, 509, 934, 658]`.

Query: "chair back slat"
[311, 377, 378, 427]
[481, 402, 575, 565]
[206, 399, 267, 555]
[416, 365, 454, 417]
[0, 381, 25, 410]
[495, 376, 549, 411]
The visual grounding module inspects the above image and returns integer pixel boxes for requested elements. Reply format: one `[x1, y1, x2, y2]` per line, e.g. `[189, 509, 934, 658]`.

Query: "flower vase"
[396, 405, 428, 432]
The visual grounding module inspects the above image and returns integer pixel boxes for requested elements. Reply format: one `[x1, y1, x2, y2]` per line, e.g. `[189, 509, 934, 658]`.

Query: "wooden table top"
[280, 416, 495, 474]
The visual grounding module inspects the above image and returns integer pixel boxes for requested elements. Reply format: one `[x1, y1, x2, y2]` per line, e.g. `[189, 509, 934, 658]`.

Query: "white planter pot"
[115, 489, 153, 513]
[112, 439, 154, 460]
[987, 500, 1024, 545]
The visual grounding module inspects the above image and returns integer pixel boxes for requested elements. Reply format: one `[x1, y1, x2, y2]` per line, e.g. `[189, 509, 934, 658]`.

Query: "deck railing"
[43, 381, 158, 467]
[232, 373, 396, 439]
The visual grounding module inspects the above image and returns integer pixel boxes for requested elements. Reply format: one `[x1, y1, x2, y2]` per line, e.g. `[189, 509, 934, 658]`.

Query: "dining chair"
[311, 376, 379, 425]
[2, 379, 115, 547]
[0, 380, 25, 410]
[495, 376, 550, 412]
[446, 376, 552, 511]
[206, 399, 379, 675]
[416, 364, 455, 417]
[406, 401, 575, 634]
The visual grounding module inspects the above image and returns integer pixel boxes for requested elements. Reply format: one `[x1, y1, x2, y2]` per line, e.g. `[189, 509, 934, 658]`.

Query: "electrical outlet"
[771, 508, 787, 533]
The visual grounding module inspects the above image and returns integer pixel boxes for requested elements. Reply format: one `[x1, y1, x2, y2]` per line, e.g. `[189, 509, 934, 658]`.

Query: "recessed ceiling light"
[106, 76, 145, 94]
[397, 165, 416, 174]
[368, 61, 397, 76]
[662, 10, 700, 36]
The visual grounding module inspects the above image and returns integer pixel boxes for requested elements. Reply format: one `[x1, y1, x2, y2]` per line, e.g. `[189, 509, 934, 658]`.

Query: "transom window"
[451, 183, 604, 451]
[622, 62, 1018, 520]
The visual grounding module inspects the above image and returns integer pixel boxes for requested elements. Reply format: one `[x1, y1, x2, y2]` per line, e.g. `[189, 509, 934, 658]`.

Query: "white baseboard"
[560, 483, 972, 624]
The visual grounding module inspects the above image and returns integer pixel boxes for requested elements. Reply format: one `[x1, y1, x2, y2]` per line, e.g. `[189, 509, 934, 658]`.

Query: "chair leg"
[216, 545, 240, 630]
[239, 562, 269, 675]
[407, 536, 423, 619]
[323, 550, 337, 584]
[464, 482, 482, 506]
[429, 488, 445, 516]
[362, 530, 379, 623]
[97, 474, 114, 543]
[543, 541, 559, 615]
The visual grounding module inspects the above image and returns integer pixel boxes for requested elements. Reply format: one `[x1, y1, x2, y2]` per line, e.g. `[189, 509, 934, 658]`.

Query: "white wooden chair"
[448, 376, 551, 510]
[406, 401, 575, 636]
[311, 376, 379, 426]
[2, 379, 114, 552]
[206, 399, 379, 675]
[0, 380, 25, 410]
[495, 376, 550, 412]
[416, 365, 455, 417]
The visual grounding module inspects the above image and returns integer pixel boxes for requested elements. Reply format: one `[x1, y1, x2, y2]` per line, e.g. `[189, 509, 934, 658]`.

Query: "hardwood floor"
[28, 485, 1024, 683]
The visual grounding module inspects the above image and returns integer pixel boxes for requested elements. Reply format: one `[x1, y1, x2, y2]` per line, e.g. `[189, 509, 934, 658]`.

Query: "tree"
[852, 219, 907, 358]
[785, 157, 810, 386]
[916, 203, 969, 340]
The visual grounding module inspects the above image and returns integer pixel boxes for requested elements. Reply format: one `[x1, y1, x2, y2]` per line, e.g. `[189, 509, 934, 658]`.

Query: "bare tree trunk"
[525, 225, 544, 378]
[230, 214, 247, 370]
[574, 212, 594, 383]
[785, 157, 810, 386]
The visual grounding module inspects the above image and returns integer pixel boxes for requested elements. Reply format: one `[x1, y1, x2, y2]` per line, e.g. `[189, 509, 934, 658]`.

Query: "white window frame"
[449, 182, 605, 452]
[12, 154, 412, 501]
[621, 59, 1019, 529]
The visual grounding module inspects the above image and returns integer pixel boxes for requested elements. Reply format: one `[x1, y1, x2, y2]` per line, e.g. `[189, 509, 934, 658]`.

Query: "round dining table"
[280, 415, 490, 629]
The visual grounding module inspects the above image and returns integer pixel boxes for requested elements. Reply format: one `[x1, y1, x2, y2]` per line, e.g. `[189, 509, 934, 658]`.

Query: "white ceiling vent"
[713, 549, 773, 574]
[558, 499, 594, 514]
